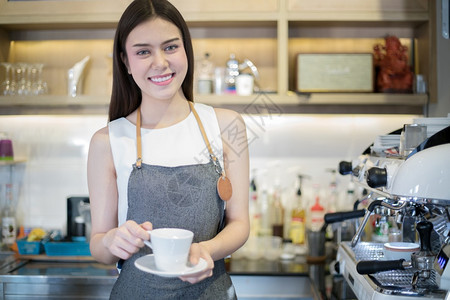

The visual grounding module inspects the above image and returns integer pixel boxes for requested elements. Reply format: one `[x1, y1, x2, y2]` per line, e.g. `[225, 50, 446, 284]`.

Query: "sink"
[0, 251, 16, 273]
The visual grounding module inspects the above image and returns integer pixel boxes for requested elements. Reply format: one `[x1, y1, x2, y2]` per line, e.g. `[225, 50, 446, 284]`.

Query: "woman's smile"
[149, 73, 175, 85]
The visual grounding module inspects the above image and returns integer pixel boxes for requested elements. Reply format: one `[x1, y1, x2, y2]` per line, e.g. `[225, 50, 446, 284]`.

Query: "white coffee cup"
[144, 228, 193, 272]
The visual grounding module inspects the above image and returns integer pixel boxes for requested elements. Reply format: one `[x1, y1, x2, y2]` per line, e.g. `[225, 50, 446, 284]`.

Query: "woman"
[87, 0, 249, 299]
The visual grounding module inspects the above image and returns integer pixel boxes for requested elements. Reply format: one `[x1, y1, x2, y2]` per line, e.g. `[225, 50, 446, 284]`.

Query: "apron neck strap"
[136, 106, 142, 168]
[135, 101, 219, 169]
[188, 102, 216, 161]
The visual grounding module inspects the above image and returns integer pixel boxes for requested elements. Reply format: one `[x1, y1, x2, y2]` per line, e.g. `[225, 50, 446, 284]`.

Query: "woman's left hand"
[179, 242, 213, 284]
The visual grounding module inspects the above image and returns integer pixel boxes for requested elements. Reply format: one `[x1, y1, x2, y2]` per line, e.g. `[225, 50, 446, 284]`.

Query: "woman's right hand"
[103, 220, 153, 260]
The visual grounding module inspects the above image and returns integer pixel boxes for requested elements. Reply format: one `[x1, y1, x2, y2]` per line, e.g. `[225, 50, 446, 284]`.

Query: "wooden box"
[296, 53, 374, 92]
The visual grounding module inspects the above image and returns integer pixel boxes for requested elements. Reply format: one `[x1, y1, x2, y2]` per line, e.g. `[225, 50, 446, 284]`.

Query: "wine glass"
[0, 62, 12, 96]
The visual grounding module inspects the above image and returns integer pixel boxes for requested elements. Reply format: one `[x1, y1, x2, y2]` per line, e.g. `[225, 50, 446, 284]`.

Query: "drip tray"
[351, 242, 418, 289]
[339, 242, 447, 299]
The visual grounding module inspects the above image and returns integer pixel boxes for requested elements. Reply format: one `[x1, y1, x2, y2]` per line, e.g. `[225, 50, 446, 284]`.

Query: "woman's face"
[123, 17, 188, 101]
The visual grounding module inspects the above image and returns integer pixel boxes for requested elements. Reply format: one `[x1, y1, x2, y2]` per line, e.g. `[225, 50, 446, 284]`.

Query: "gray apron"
[110, 105, 236, 300]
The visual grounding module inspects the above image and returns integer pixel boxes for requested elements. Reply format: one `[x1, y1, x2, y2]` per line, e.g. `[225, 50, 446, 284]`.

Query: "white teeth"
[150, 74, 172, 82]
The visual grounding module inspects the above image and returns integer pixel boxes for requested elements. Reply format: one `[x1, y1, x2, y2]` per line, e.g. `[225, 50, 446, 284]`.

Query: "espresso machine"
[335, 140, 450, 299]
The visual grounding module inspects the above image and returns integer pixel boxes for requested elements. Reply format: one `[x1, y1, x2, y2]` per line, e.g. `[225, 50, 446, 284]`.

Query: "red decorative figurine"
[373, 36, 413, 93]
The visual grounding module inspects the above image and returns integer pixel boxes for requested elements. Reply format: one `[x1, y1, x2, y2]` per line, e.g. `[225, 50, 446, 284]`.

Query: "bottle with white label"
[196, 52, 214, 94]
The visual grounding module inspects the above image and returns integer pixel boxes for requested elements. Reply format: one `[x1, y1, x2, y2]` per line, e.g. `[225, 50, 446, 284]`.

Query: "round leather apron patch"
[217, 176, 232, 201]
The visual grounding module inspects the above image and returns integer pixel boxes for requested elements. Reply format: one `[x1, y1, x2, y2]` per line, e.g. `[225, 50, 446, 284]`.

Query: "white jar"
[235, 73, 254, 96]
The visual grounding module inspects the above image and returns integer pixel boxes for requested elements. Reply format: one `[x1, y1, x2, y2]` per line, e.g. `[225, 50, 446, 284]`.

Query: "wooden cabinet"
[170, 0, 278, 14]
[0, 0, 130, 24]
[287, 0, 428, 16]
[0, 0, 434, 114]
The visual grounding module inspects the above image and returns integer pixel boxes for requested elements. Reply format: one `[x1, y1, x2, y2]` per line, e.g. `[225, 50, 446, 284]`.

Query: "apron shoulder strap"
[136, 106, 142, 168]
[188, 101, 216, 161]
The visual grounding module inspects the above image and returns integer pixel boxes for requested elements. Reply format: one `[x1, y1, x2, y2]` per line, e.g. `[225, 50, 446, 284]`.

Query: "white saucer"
[134, 254, 207, 278]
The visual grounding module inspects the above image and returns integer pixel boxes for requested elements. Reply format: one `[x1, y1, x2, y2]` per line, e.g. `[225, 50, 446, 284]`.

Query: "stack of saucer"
[372, 135, 401, 155]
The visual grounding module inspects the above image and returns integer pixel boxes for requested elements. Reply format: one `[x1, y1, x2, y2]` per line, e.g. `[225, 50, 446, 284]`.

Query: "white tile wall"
[0, 115, 107, 232]
[0, 113, 418, 233]
[243, 114, 418, 212]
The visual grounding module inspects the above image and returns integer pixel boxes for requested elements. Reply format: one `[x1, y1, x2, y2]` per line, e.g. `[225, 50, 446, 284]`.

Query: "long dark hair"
[109, 0, 194, 121]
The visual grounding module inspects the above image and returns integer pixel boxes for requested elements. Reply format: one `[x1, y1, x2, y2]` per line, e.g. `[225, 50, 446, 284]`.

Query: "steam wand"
[351, 199, 382, 247]
[351, 198, 407, 247]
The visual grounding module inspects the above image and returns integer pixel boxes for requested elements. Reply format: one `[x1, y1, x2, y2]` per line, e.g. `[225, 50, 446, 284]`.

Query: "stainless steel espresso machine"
[335, 141, 450, 299]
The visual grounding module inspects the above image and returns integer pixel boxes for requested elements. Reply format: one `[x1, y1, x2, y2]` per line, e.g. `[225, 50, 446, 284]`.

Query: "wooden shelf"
[0, 158, 26, 165]
[0, 95, 109, 107]
[197, 93, 427, 106]
[0, 96, 110, 115]
[197, 93, 426, 114]
[287, 12, 429, 23]
[0, 93, 426, 115]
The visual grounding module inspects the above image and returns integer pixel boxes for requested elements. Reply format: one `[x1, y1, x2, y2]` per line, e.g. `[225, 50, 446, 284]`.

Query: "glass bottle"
[289, 176, 306, 245]
[225, 53, 239, 94]
[248, 178, 261, 237]
[196, 52, 214, 94]
[214, 67, 226, 95]
[327, 178, 338, 213]
[1, 184, 17, 249]
[309, 186, 325, 232]
[258, 189, 271, 236]
[270, 187, 284, 238]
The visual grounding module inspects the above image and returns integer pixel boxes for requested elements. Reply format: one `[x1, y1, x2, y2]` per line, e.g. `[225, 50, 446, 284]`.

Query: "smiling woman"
[87, 0, 249, 299]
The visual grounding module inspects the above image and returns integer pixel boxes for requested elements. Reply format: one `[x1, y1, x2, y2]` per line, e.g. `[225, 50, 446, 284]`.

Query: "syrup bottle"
[270, 186, 284, 238]
[289, 175, 306, 245]
[310, 186, 325, 232]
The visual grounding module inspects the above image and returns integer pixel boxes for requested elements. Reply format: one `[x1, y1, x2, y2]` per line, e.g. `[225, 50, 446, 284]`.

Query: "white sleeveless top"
[108, 102, 224, 226]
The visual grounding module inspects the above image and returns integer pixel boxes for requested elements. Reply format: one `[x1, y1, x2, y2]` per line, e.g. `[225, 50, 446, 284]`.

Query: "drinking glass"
[15, 63, 28, 96]
[26, 64, 33, 94]
[9, 64, 17, 96]
[30, 63, 48, 95]
[1, 62, 13, 96]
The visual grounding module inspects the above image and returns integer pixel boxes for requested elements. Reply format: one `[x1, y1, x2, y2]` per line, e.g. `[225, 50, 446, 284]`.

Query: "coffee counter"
[228, 257, 323, 299]
[228, 256, 309, 275]
[0, 253, 321, 299]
